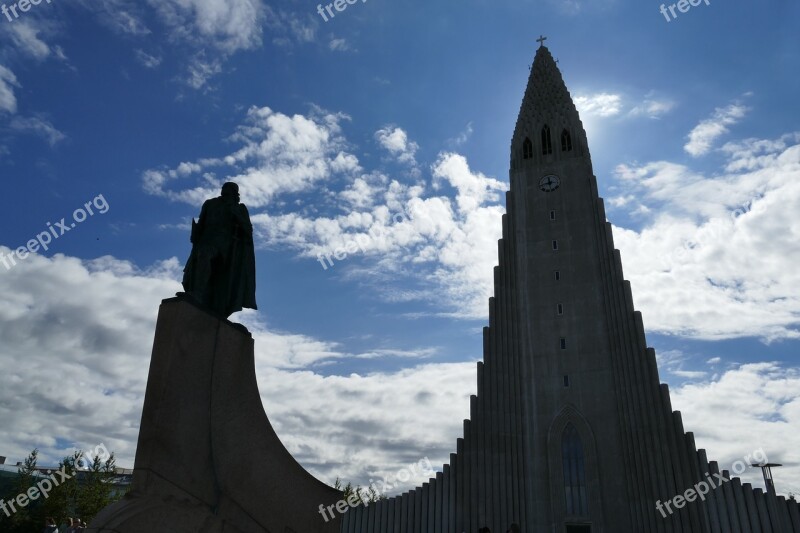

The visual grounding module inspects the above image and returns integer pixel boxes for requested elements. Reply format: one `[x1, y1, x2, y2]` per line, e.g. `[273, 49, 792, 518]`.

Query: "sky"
[0, 0, 799, 501]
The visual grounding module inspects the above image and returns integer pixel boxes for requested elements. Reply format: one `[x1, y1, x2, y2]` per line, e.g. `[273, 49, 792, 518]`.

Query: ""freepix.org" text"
[1, 194, 110, 272]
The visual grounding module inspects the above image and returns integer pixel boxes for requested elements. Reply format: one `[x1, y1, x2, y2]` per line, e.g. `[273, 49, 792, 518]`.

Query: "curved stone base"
[88, 489, 234, 533]
[89, 297, 341, 533]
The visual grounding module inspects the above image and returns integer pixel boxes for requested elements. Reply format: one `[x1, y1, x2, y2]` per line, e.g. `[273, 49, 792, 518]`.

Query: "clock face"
[539, 174, 561, 192]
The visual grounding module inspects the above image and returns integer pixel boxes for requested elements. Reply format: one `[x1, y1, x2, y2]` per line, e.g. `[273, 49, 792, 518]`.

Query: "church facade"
[340, 43, 800, 533]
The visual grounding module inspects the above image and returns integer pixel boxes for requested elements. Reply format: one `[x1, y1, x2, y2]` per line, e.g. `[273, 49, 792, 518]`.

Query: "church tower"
[340, 41, 800, 533]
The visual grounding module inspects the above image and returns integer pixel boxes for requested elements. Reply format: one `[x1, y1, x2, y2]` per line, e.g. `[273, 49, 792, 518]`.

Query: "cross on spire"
[536, 35, 548, 47]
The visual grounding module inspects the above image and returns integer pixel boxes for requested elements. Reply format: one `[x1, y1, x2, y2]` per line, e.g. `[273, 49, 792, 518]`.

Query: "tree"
[333, 477, 386, 506]
[0, 449, 39, 533]
[75, 452, 118, 521]
[0, 447, 127, 533]
[40, 450, 83, 529]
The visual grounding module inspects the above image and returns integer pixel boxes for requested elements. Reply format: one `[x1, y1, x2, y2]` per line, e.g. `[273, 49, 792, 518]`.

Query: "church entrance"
[565, 525, 591, 533]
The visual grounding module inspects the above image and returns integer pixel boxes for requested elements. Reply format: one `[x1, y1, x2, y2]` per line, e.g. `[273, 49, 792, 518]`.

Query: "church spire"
[510, 42, 590, 174]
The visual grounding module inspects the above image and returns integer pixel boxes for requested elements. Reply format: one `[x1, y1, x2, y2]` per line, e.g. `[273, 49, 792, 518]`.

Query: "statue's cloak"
[182, 197, 257, 318]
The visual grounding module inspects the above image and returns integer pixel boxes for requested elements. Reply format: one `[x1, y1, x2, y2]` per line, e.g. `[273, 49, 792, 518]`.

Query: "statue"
[182, 182, 257, 318]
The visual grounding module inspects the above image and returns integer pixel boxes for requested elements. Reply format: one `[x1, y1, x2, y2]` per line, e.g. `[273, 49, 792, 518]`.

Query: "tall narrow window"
[557, 304, 564, 315]
[541, 125, 553, 155]
[550, 210, 556, 221]
[552, 240, 559, 251]
[563, 375, 570, 387]
[561, 129, 573, 152]
[562, 424, 588, 516]
[522, 137, 533, 160]
[555, 271, 561, 281]
[560, 338, 567, 350]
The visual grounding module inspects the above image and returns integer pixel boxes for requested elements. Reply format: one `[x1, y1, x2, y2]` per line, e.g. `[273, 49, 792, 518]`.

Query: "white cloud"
[685, 103, 749, 157]
[135, 49, 163, 68]
[184, 53, 223, 89]
[0, 65, 20, 114]
[145, 104, 800, 339]
[148, 0, 265, 54]
[252, 151, 507, 318]
[610, 133, 800, 341]
[10, 116, 66, 146]
[375, 126, 419, 166]
[432, 152, 506, 214]
[329, 38, 352, 52]
[656, 349, 707, 380]
[448, 121, 474, 147]
[1, 249, 795, 499]
[78, 0, 151, 35]
[338, 174, 384, 209]
[264, 5, 317, 47]
[575, 92, 623, 117]
[670, 363, 800, 495]
[575, 92, 675, 121]
[629, 97, 676, 119]
[143, 105, 358, 206]
[0, 250, 181, 469]
[0, 248, 475, 492]
[74, 0, 264, 87]
[720, 134, 800, 173]
[6, 21, 53, 61]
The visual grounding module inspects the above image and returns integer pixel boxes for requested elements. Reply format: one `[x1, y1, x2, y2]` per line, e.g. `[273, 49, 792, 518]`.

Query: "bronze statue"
[182, 182, 257, 318]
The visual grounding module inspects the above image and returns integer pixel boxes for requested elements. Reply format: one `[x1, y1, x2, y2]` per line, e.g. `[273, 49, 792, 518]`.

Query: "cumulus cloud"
[0, 248, 475, 492]
[148, 0, 265, 54]
[143, 103, 799, 338]
[575, 93, 623, 117]
[684, 103, 749, 157]
[1, 248, 795, 495]
[142, 105, 360, 206]
[669, 363, 800, 494]
[0, 250, 180, 469]
[576, 92, 675, 120]
[610, 133, 800, 341]
[375, 126, 420, 166]
[251, 151, 507, 318]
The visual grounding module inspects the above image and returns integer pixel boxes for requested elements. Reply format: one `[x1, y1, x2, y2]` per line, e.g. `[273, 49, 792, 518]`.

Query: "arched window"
[522, 137, 533, 160]
[541, 125, 553, 155]
[561, 129, 573, 152]
[562, 424, 588, 516]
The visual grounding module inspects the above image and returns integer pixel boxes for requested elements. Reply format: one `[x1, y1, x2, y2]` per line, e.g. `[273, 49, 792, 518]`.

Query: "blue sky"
[0, 0, 798, 499]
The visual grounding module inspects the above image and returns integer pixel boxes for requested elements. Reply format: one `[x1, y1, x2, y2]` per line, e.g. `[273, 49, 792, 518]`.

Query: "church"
[340, 41, 800, 533]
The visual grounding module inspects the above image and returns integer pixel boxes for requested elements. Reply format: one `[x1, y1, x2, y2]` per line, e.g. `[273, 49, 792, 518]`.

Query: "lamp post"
[751, 462, 783, 497]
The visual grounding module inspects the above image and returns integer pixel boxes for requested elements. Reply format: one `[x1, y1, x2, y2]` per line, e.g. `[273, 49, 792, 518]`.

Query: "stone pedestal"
[88, 297, 342, 533]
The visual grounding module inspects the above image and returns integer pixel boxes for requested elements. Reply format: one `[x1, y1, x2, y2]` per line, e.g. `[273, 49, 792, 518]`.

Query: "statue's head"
[221, 182, 240, 203]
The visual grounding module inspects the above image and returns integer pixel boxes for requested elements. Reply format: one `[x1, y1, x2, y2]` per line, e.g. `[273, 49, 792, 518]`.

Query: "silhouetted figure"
[42, 517, 58, 533]
[182, 182, 257, 318]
